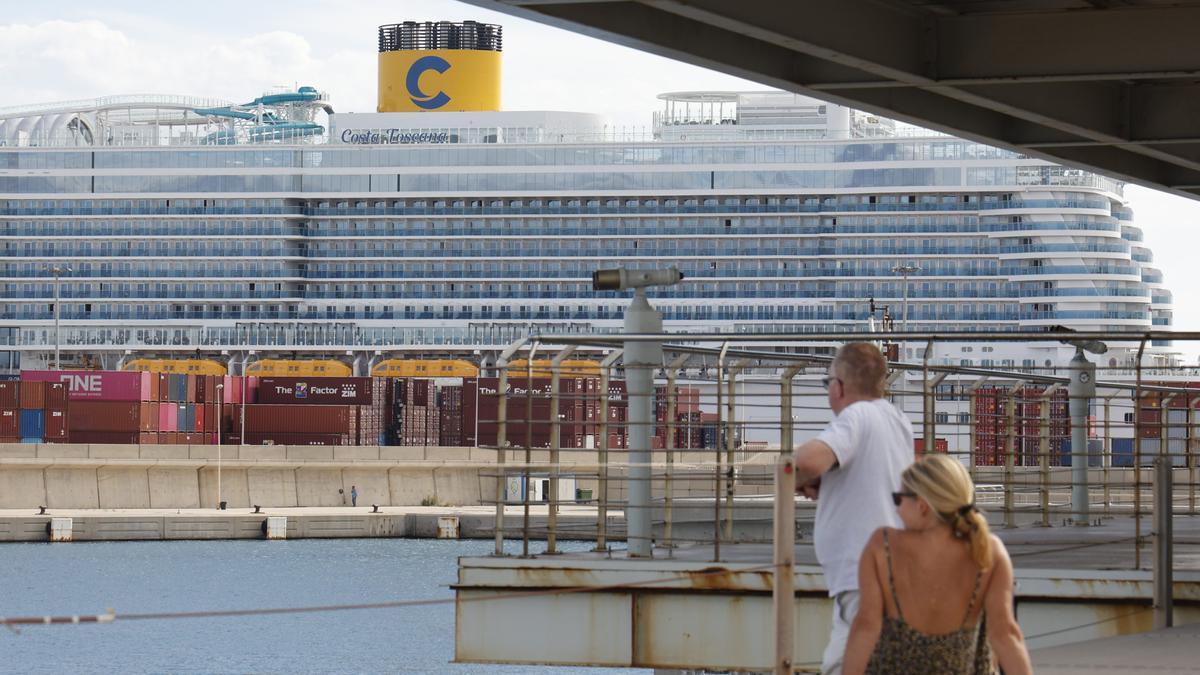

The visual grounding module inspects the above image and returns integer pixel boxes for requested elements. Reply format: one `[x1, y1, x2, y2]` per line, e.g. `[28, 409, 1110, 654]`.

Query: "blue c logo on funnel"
[406, 55, 451, 110]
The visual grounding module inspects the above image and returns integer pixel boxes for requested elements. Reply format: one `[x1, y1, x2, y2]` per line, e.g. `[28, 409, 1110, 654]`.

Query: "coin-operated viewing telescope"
[592, 265, 685, 558]
[591, 267, 684, 292]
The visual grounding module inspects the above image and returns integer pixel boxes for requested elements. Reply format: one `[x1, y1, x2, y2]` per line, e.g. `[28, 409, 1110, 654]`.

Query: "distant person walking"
[350, 485, 358, 507]
[843, 454, 1032, 675]
[792, 342, 914, 675]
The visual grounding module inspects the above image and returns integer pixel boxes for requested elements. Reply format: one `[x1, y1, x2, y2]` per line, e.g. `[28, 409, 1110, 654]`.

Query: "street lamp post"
[891, 263, 921, 333]
[47, 265, 71, 370]
[891, 263, 920, 361]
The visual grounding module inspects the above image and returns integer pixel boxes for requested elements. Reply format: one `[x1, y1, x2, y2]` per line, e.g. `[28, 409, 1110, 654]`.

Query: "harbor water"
[2, 538, 646, 674]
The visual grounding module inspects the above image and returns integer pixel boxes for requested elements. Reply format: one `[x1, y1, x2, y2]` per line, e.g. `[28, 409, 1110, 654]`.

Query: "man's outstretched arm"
[793, 438, 838, 488]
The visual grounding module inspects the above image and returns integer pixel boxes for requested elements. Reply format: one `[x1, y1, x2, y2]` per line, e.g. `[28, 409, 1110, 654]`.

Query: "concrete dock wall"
[0, 443, 499, 509]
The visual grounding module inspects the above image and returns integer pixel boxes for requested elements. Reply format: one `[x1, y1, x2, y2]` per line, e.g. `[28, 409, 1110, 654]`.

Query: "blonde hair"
[902, 454, 993, 571]
[832, 342, 887, 398]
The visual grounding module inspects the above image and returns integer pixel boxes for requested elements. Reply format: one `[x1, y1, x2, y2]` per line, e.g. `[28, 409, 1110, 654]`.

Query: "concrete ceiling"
[462, 0, 1200, 199]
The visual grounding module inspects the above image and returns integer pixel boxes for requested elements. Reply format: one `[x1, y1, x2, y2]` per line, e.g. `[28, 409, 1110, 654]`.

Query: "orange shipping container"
[139, 402, 158, 432]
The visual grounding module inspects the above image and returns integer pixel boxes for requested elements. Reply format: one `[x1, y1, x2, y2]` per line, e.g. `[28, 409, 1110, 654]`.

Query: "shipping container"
[0, 382, 17, 409]
[68, 431, 140, 444]
[68, 401, 145, 433]
[257, 377, 374, 405]
[914, 437, 950, 457]
[244, 432, 352, 446]
[19, 381, 45, 409]
[45, 409, 67, 440]
[244, 404, 353, 434]
[23, 370, 152, 402]
[44, 382, 68, 410]
[0, 408, 18, 437]
[137, 402, 155, 432]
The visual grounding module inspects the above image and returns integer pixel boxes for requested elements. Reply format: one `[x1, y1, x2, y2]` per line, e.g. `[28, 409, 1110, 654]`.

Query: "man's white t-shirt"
[812, 398, 914, 596]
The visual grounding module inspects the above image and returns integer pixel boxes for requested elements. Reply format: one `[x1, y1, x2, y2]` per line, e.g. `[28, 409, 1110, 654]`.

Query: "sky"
[3, 0, 1199, 354]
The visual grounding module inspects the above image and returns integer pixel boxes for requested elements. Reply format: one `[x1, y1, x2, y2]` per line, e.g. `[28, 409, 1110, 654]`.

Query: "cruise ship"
[0, 21, 1174, 374]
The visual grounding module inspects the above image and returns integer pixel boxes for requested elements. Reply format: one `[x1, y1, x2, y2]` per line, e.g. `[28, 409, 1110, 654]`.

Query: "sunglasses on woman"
[892, 491, 917, 507]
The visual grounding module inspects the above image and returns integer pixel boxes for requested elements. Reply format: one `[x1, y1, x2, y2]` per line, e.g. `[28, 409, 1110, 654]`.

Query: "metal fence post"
[773, 455, 796, 675]
[664, 354, 690, 551]
[522, 342, 540, 558]
[1135, 337, 1147, 569]
[922, 340, 935, 452]
[493, 337, 530, 556]
[725, 359, 747, 544]
[547, 346, 576, 555]
[1103, 391, 1116, 517]
[1039, 384, 1063, 528]
[714, 342, 729, 562]
[1004, 381, 1026, 529]
[1190, 398, 1197, 515]
[967, 377, 989, 482]
[595, 349, 622, 552]
[1153, 456, 1174, 629]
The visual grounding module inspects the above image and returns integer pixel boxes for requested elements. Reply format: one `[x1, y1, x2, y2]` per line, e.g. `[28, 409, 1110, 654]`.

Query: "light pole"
[47, 265, 71, 370]
[891, 263, 920, 333]
[215, 382, 224, 510]
[891, 263, 920, 361]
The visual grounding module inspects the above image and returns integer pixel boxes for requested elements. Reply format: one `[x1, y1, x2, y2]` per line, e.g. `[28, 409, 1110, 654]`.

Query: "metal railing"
[476, 330, 1194, 636]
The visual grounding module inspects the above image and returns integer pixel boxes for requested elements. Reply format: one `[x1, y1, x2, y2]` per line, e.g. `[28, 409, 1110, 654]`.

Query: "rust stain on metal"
[685, 566, 736, 590]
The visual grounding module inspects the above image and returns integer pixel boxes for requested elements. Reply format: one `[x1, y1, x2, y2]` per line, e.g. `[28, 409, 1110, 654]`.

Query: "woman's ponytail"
[903, 454, 994, 571]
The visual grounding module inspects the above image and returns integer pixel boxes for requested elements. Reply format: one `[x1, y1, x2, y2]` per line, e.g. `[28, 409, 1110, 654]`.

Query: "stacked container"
[356, 377, 389, 446]
[218, 375, 259, 445]
[243, 403, 356, 445]
[238, 376, 369, 445]
[388, 378, 441, 446]
[438, 385, 464, 446]
[17, 381, 70, 443]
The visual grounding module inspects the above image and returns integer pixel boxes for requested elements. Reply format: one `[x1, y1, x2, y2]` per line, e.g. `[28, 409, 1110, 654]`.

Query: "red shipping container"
[0, 382, 17, 408]
[23, 370, 151, 402]
[45, 409, 67, 440]
[69, 431, 140, 444]
[204, 403, 217, 433]
[19, 381, 45, 409]
[244, 404, 353, 434]
[44, 382, 68, 410]
[194, 404, 205, 434]
[158, 373, 169, 402]
[0, 408, 18, 437]
[245, 431, 349, 446]
[68, 401, 143, 433]
[257, 377, 374, 405]
[140, 402, 158, 432]
[138, 432, 157, 444]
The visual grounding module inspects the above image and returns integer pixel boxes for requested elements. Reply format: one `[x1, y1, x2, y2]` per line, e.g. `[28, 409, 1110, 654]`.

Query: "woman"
[843, 454, 1032, 675]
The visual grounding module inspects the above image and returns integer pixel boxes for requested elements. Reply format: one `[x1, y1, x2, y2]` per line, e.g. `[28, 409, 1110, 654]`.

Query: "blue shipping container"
[18, 409, 44, 439]
[1061, 439, 1109, 467]
[1112, 438, 1134, 467]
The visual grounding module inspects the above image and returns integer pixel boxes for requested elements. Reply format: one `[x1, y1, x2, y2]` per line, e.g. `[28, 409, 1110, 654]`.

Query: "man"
[793, 342, 913, 675]
[351, 485, 358, 507]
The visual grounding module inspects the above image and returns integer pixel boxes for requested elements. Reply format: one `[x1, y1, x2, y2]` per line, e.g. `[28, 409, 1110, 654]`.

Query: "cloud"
[0, 19, 375, 110]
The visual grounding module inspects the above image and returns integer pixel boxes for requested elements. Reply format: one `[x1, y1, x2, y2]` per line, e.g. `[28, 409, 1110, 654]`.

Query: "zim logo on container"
[407, 55, 452, 110]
